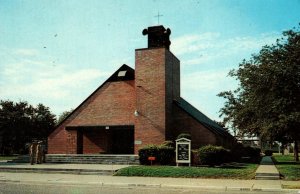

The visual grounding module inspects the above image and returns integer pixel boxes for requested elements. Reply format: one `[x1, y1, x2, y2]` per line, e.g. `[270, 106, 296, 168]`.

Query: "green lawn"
[273, 154, 300, 180]
[0, 156, 18, 161]
[115, 163, 258, 179]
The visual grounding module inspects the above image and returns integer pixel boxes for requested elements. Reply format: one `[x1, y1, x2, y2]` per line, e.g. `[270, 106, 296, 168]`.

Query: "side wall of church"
[172, 105, 218, 150]
[48, 80, 135, 154]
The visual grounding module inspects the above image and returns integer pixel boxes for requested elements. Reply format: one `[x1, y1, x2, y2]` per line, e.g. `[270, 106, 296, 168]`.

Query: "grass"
[273, 154, 296, 162]
[273, 154, 300, 181]
[0, 155, 18, 161]
[281, 184, 300, 189]
[114, 163, 258, 179]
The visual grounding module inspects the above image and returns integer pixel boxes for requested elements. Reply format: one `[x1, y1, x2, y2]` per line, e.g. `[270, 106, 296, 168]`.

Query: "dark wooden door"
[111, 128, 134, 154]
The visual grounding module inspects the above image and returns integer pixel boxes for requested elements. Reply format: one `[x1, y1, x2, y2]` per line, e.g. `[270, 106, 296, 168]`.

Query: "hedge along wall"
[138, 144, 175, 165]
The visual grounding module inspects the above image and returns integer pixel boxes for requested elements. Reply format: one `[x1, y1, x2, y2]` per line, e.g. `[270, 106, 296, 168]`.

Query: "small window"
[118, 70, 127, 77]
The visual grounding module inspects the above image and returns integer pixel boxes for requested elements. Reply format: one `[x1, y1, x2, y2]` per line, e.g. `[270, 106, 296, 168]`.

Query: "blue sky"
[1, 0, 300, 121]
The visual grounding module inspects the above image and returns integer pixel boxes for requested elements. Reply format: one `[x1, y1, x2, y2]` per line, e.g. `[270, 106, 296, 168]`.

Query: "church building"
[48, 25, 233, 155]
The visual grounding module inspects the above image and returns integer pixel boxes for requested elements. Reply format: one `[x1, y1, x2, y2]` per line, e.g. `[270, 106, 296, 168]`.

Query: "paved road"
[0, 182, 297, 194]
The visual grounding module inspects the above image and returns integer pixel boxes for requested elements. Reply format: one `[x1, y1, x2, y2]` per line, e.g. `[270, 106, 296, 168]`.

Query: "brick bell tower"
[134, 25, 180, 153]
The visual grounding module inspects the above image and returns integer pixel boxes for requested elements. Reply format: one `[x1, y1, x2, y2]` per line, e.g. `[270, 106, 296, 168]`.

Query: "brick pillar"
[134, 47, 180, 153]
[66, 130, 78, 154]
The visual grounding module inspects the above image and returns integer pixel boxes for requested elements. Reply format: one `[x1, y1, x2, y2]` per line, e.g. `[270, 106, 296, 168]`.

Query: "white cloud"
[15, 49, 39, 57]
[180, 70, 237, 121]
[172, 32, 220, 55]
[171, 32, 280, 66]
[0, 49, 110, 116]
[174, 31, 280, 120]
[182, 69, 235, 93]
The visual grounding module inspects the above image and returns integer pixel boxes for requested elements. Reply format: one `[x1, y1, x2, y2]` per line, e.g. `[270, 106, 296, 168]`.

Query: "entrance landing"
[45, 154, 139, 165]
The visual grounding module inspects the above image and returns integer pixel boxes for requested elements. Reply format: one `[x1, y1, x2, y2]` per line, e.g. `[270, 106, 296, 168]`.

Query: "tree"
[218, 25, 300, 161]
[33, 104, 56, 137]
[0, 101, 36, 154]
[56, 109, 73, 125]
[0, 100, 56, 155]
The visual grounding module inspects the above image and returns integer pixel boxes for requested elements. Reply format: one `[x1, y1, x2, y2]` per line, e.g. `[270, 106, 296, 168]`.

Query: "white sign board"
[176, 138, 191, 166]
[134, 140, 142, 145]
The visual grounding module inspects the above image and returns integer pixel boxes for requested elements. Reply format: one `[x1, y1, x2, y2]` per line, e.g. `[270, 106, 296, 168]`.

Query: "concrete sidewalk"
[0, 160, 299, 192]
[255, 156, 280, 180]
[0, 171, 287, 192]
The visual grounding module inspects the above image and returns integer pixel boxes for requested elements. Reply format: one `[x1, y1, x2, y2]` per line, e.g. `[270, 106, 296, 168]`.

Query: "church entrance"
[110, 127, 134, 154]
[73, 126, 134, 155]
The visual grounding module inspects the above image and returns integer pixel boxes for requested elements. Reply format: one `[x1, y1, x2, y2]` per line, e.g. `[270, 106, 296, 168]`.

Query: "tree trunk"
[294, 140, 299, 162]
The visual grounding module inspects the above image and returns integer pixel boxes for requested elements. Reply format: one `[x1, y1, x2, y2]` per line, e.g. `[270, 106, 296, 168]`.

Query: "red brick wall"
[172, 105, 218, 150]
[135, 48, 167, 152]
[48, 126, 69, 154]
[66, 130, 78, 154]
[134, 48, 181, 152]
[83, 130, 108, 154]
[68, 80, 135, 126]
[48, 80, 135, 154]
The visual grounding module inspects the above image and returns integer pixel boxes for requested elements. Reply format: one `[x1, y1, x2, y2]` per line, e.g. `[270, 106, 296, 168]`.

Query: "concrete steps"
[45, 154, 140, 165]
[255, 156, 280, 180]
[9, 155, 29, 163]
[0, 167, 115, 175]
[255, 175, 280, 180]
[255, 172, 280, 180]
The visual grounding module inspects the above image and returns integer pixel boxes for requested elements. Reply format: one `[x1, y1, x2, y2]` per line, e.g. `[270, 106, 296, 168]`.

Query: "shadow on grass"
[273, 158, 299, 165]
[217, 163, 250, 169]
[276, 161, 299, 165]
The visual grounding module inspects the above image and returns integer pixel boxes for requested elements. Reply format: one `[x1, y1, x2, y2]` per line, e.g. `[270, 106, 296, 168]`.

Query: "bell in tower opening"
[142, 25, 171, 50]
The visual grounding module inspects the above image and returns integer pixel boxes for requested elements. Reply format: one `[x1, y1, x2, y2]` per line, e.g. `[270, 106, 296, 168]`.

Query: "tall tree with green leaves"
[33, 104, 56, 137]
[218, 25, 300, 161]
[56, 109, 73, 125]
[0, 100, 56, 155]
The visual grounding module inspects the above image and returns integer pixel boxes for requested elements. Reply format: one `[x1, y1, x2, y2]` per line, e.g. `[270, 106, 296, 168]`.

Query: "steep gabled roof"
[174, 98, 232, 138]
[54, 64, 134, 129]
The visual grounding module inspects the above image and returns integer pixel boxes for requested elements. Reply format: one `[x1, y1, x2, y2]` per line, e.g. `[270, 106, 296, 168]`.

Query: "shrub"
[138, 145, 159, 165]
[264, 150, 273, 156]
[191, 150, 200, 166]
[138, 144, 175, 165]
[162, 140, 174, 148]
[242, 146, 261, 163]
[230, 142, 244, 162]
[177, 133, 191, 140]
[198, 145, 230, 166]
[158, 145, 175, 165]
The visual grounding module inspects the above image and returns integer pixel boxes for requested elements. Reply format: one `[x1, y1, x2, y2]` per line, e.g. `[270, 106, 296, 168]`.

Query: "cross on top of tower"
[154, 11, 163, 24]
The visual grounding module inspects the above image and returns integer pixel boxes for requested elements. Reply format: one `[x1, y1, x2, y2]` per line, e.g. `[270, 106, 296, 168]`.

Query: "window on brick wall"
[118, 71, 127, 77]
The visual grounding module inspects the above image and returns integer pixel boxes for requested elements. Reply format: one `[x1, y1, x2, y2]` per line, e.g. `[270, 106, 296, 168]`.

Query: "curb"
[0, 179, 286, 192]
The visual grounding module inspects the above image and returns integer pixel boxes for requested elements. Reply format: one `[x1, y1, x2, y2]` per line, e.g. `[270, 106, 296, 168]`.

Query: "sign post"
[176, 138, 191, 166]
[148, 156, 156, 166]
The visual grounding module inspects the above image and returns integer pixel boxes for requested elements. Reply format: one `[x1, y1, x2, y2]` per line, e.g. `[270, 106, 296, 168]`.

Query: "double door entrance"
[76, 126, 134, 154]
